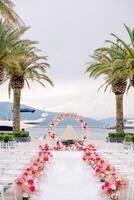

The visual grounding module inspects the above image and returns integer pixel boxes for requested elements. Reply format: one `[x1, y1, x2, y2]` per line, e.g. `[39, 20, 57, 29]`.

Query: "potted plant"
[3, 134, 14, 143]
[15, 131, 31, 142]
[124, 134, 134, 143]
[108, 132, 125, 143]
[0, 134, 4, 141]
[0, 133, 14, 142]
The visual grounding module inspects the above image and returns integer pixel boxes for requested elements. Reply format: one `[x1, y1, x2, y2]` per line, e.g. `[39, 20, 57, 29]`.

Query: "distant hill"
[99, 117, 116, 126]
[40, 113, 104, 127]
[0, 101, 43, 120]
[0, 102, 104, 127]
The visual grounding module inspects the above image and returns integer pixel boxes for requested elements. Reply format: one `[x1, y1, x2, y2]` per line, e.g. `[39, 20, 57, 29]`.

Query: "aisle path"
[33, 151, 107, 200]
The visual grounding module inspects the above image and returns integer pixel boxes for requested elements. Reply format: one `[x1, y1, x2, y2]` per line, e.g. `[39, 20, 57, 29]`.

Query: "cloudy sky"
[0, 0, 134, 119]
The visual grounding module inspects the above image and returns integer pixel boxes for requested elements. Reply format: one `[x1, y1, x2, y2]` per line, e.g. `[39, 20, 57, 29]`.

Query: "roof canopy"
[20, 108, 35, 113]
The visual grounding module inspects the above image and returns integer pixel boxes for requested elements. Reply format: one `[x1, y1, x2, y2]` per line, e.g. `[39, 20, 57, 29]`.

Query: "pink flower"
[101, 185, 105, 190]
[33, 162, 38, 166]
[96, 156, 101, 161]
[95, 167, 101, 173]
[38, 166, 43, 172]
[115, 180, 122, 187]
[107, 188, 112, 194]
[43, 156, 49, 162]
[36, 158, 40, 162]
[32, 170, 36, 175]
[28, 179, 34, 185]
[29, 185, 36, 193]
[100, 160, 104, 164]
[105, 182, 110, 187]
[16, 180, 23, 186]
[23, 172, 28, 176]
[106, 165, 110, 171]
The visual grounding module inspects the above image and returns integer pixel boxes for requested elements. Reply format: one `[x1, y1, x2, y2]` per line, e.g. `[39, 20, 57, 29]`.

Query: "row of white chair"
[97, 141, 134, 200]
[0, 138, 45, 200]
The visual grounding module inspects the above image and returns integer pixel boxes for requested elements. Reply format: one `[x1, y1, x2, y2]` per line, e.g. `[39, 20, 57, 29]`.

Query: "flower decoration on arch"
[47, 112, 89, 140]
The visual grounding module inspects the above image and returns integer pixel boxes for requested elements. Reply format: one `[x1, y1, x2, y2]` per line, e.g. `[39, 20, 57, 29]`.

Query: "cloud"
[1, 0, 133, 119]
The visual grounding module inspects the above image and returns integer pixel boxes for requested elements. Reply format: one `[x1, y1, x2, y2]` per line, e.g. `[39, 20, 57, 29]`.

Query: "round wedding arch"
[47, 112, 89, 141]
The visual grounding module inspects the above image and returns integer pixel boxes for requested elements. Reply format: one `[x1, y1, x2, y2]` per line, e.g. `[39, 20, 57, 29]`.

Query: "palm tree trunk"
[116, 94, 124, 133]
[13, 88, 21, 133]
[0, 63, 4, 82]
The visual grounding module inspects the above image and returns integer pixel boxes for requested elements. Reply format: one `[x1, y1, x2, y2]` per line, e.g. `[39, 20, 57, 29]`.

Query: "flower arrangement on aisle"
[82, 144, 127, 200]
[46, 140, 87, 151]
[16, 145, 53, 200]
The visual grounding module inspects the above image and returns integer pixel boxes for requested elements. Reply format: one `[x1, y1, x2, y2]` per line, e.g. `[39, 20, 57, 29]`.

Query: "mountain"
[40, 113, 104, 127]
[0, 102, 104, 127]
[99, 117, 116, 126]
[0, 101, 43, 120]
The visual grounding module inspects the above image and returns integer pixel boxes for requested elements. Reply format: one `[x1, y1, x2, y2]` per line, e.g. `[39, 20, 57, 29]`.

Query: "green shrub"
[3, 134, 14, 142]
[124, 134, 134, 142]
[15, 131, 29, 138]
[0, 132, 14, 135]
[108, 132, 125, 138]
[0, 134, 15, 142]
[0, 135, 4, 141]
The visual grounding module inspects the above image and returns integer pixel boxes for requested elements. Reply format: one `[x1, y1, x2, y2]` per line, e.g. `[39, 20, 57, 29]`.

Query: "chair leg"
[1, 187, 4, 200]
[13, 183, 17, 200]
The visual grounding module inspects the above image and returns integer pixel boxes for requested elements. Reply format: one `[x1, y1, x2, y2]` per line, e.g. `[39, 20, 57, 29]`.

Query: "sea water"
[24, 126, 134, 140]
[26, 127, 134, 140]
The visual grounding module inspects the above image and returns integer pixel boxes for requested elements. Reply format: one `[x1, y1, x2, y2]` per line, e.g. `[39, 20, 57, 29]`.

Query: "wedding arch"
[47, 112, 89, 141]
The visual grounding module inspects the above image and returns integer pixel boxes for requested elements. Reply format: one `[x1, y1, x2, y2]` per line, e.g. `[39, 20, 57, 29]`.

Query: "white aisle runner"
[33, 151, 107, 200]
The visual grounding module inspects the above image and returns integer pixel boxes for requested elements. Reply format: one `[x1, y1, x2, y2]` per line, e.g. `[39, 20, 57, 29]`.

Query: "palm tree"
[105, 25, 134, 88]
[5, 49, 53, 132]
[0, 0, 23, 25]
[0, 20, 28, 83]
[86, 49, 127, 132]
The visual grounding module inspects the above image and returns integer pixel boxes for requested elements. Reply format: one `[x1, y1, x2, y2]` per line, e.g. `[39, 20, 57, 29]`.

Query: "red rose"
[44, 144, 49, 151]
[29, 185, 36, 192]
[38, 166, 43, 171]
[106, 165, 110, 171]
[23, 172, 28, 176]
[28, 179, 34, 185]
[107, 188, 112, 194]
[96, 157, 101, 161]
[100, 160, 104, 164]
[32, 170, 36, 175]
[16, 180, 23, 186]
[34, 162, 38, 166]
[115, 180, 122, 187]
[43, 156, 49, 162]
[95, 167, 101, 173]
[105, 182, 110, 187]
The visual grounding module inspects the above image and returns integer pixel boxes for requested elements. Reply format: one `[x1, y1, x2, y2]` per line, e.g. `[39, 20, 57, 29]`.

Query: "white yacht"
[124, 119, 134, 129]
[107, 119, 134, 129]
[0, 108, 48, 131]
